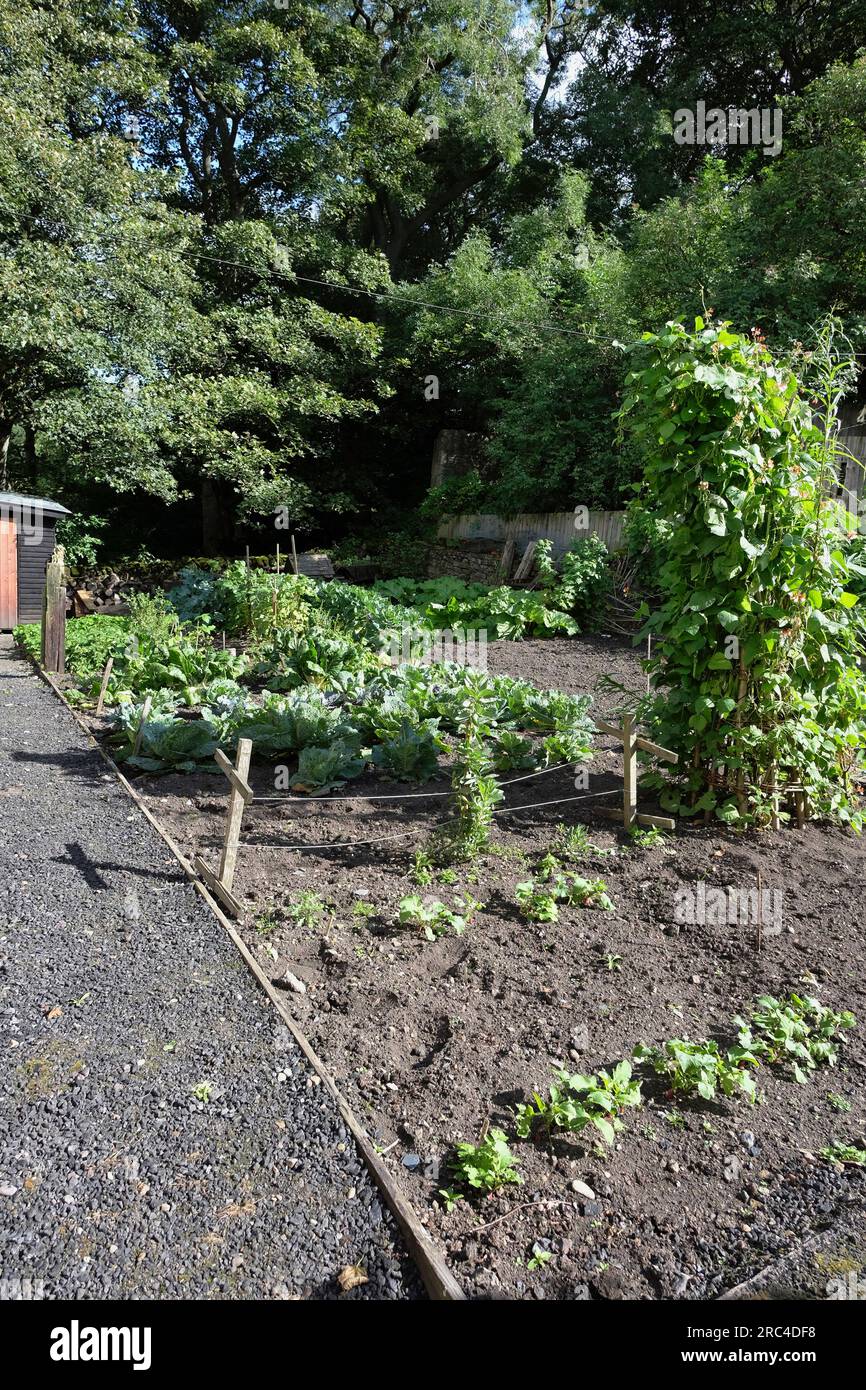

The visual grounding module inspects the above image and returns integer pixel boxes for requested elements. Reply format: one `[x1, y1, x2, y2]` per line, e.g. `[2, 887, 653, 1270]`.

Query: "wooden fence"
[436, 510, 625, 554]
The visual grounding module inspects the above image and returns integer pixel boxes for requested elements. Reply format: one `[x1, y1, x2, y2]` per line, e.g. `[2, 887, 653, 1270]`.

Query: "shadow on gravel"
[52, 842, 188, 890]
[10, 748, 104, 783]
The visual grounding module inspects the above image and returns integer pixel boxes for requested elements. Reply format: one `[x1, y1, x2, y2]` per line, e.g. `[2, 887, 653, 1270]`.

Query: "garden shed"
[0, 491, 70, 629]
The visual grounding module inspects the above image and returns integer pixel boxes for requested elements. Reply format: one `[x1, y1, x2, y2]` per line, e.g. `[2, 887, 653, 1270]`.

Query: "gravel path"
[0, 638, 422, 1300]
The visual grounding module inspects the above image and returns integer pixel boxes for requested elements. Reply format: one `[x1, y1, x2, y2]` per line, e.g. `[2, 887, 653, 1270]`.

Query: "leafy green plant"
[491, 730, 537, 772]
[516, 870, 613, 919]
[735, 993, 856, 1083]
[551, 823, 613, 860]
[411, 850, 434, 886]
[437, 1187, 464, 1214]
[626, 825, 670, 851]
[351, 900, 377, 924]
[827, 1093, 852, 1113]
[113, 713, 220, 772]
[618, 316, 866, 828]
[192, 1081, 213, 1103]
[287, 891, 327, 929]
[431, 674, 503, 863]
[634, 1038, 760, 1104]
[15, 615, 132, 679]
[451, 1129, 522, 1193]
[535, 534, 612, 631]
[819, 1143, 866, 1165]
[290, 740, 366, 793]
[604, 953, 623, 972]
[527, 1247, 552, 1272]
[516, 1062, 642, 1144]
[397, 894, 481, 940]
[515, 880, 559, 922]
[372, 719, 442, 782]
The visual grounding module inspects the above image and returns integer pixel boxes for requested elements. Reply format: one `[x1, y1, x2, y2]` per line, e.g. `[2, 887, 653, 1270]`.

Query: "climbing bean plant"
[618, 317, 866, 828]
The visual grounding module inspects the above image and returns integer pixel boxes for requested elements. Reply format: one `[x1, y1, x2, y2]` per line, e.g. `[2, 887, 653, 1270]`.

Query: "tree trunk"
[0, 420, 11, 491]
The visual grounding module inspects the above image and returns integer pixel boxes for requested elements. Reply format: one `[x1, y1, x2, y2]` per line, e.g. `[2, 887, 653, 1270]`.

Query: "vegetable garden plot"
[137, 634, 866, 1303]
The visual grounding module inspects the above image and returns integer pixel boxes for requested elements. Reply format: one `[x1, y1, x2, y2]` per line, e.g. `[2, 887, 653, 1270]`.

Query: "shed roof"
[0, 491, 70, 517]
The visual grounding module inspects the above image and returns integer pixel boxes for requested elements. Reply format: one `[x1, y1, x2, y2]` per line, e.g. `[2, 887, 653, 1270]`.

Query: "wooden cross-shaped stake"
[591, 713, 679, 830]
[194, 738, 253, 916]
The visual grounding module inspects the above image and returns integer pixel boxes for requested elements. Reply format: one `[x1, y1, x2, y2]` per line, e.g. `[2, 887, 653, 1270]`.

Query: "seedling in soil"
[411, 850, 434, 886]
[634, 1039, 760, 1104]
[255, 909, 280, 936]
[351, 900, 377, 924]
[735, 993, 856, 1084]
[439, 868, 458, 885]
[527, 1247, 552, 1271]
[827, 1093, 852, 1113]
[819, 1143, 866, 1165]
[288, 891, 327, 930]
[516, 871, 614, 920]
[438, 1187, 464, 1214]
[192, 1081, 213, 1103]
[515, 1061, 642, 1145]
[663, 1110, 685, 1129]
[397, 894, 482, 940]
[626, 825, 671, 851]
[604, 953, 623, 972]
[515, 880, 559, 922]
[552, 823, 613, 859]
[451, 1129, 522, 1193]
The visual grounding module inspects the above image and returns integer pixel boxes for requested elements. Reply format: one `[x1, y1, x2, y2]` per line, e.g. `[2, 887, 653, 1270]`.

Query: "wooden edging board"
[24, 653, 466, 1303]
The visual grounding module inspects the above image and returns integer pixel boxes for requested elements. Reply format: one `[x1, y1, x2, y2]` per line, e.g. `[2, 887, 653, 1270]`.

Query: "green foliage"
[431, 674, 504, 863]
[551, 823, 612, 860]
[633, 1038, 761, 1104]
[819, 1143, 866, 1165]
[515, 880, 559, 923]
[15, 615, 131, 678]
[287, 892, 327, 930]
[515, 1062, 642, 1145]
[397, 894, 481, 940]
[735, 993, 856, 1084]
[827, 1092, 852, 1113]
[516, 868, 613, 919]
[618, 316, 866, 827]
[451, 1129, 522, 1194]
[114, 714, 220, 773]
[372, 720, 442, 782]
[536, 536, 612, 631]
[290, 740, 365, 793]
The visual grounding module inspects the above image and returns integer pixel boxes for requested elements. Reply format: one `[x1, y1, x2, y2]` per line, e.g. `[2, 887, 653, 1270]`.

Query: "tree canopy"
[2, 0, 865, 555]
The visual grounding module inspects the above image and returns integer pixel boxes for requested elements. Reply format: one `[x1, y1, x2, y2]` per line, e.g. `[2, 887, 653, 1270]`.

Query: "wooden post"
[95, 656, 114, 715]
[622, 713, 637, 828]
[194, 739, 253, 917]
[41, 544, 66, 674]
[591, 715, 677, 831]
[290, 533, 299, 577]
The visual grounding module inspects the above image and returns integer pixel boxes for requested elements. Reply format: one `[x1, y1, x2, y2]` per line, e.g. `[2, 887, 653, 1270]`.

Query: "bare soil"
[134, 634, 866, 1301]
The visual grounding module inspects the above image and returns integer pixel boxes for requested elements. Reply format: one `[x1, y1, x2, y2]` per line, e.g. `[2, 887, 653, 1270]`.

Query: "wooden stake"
[41, 544, 66, 674]
[756, 869, 763, 954]
[621, 713, 637, 828]
[95, 656, 113, 715]
[276, 543, 281, 575]
[590, 715, 676, 829]
[217, 738, 253, 898]
[290, 533, 299, 576]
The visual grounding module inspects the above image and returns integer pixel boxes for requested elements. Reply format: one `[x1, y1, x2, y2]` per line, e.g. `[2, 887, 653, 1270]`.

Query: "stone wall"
[425, 543, 502, 584]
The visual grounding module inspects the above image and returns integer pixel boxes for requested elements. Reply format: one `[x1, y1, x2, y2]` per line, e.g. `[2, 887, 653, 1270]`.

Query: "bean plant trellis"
[619, 316, 866, 829]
